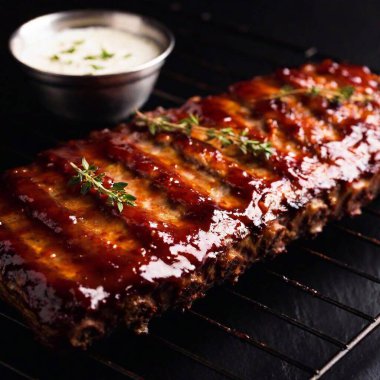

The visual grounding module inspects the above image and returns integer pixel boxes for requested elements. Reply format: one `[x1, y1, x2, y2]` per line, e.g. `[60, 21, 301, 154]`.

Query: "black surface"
[1, 1, 380, 379]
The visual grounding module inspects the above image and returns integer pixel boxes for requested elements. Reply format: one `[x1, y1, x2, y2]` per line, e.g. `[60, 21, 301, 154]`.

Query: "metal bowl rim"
[8, 9, 175, 81]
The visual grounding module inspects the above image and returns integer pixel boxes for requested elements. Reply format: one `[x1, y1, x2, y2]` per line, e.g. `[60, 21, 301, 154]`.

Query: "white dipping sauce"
[14, 27, 161, 75]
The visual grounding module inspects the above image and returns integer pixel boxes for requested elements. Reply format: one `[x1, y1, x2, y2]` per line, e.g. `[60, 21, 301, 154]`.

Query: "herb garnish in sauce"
[135, 111, 273, 159]
[69, 158, 136, 212]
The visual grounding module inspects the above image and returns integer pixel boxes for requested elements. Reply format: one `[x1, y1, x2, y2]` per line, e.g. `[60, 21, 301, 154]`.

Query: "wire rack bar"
[188, 309, 317, 374]
[265, 269, 375, 321]
[152, 89, 186, 105]
[0, 285, 250, 380]
[87, 353, 145, 380]
[298, 245, 380, 284]
[0, 359, 38, 380]
[333, 224, 380, 247]
[0, 310, 143, 380]
[225, 288, 347, 348]
[312, 313, 380, 379]
[0, 276, 212, 380]
[0, 311, 28, 329]
[150, 333, 242, 380]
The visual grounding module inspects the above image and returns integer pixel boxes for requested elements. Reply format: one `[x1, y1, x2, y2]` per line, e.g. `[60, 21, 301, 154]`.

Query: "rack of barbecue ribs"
[0, 60, 379, 348]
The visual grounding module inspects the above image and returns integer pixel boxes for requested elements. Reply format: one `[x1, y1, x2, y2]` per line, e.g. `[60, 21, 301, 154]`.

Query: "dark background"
[3, 0, 380, 164]
[1, 1, 380, 379]
[4, 0, 380, 68]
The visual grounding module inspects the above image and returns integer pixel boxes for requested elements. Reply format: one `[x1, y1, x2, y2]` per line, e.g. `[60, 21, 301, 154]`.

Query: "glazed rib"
[0, 60, 380, 348]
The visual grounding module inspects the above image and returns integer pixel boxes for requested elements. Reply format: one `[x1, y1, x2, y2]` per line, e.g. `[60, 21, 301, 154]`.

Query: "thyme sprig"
[69, 158, 136, 212]
[264, 84, 364, 104]
[134, 85, 367, 159]
[135, 111, 273, 158]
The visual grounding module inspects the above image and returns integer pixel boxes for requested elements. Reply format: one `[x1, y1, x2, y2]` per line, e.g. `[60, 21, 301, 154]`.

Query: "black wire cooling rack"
[1, 1, 380, 379]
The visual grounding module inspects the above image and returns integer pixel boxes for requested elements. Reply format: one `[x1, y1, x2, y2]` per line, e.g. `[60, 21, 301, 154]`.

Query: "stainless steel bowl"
[9, 10, 175, 122]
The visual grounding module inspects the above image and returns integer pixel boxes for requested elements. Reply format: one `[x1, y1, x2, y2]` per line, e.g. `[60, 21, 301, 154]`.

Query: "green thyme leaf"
[340, 85, 355, 100]
[135, 111, 273, 159]
[112, 182, 128, 190]
[69, 159, 136, 212]
[187, 114, 201, 125]
[67, 176, 81, 186]
[309, 86, 321, 96]
[117, 202, 124, 213]
[265, 84, 364, 105]
[80, 182, 91, 195]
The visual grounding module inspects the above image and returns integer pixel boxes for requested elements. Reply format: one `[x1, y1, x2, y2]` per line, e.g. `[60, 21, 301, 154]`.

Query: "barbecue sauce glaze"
[0, 60, 379, 330]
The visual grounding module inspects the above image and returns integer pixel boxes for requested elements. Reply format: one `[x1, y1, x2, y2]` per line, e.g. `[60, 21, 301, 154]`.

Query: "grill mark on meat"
[276, 63, 380, 130]
[274, 68, 380, 179]
[231, 99, 320, 194]
[0, 203, 126, 344]
[0, 198, 79, 283]
[2, 174, 151, 294]
[0, 198, 91, 313]
[261, 98, 331, 151]
[230, 79, 315, 155]
[127, 109, 288, 220]
[254, 101, 318, 153]
[155, 97, 284, 199]
[42, 141, 250, 281]
[167, 134, 278, 197]
[44, 147, 184, 224]
[35, 171, 139, 251]
[316, 60, 380, 89]
[195, 95, 270, 147]
[104, 132, 221, 213]
[179, 95, 255, 131]
[5, 168, 142, 262]
[228, 84, 323, 190]
[41, 149, 196, 261]
[230, 73, 379, 197]
[105, 128, 244, 210]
